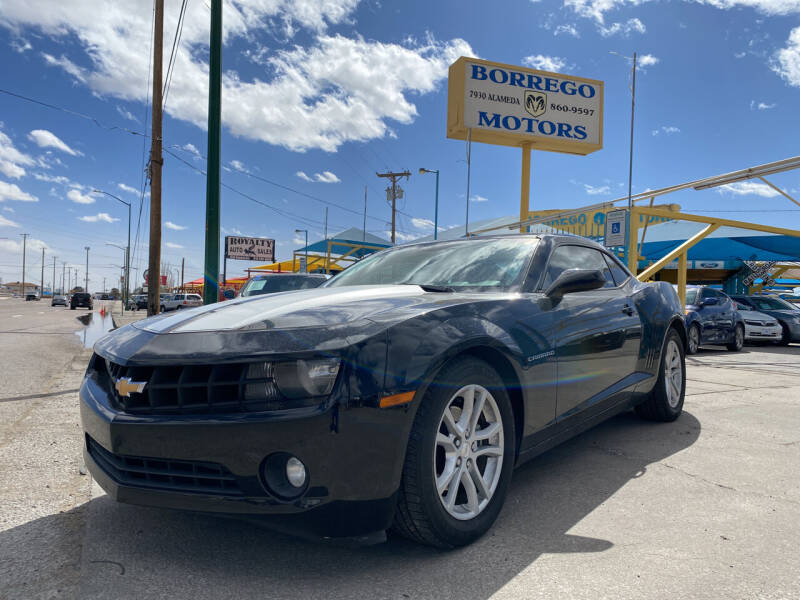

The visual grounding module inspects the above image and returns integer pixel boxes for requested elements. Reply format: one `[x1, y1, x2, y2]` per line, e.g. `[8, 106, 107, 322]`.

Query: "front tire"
[727, 324, 744, 352]
[636, 328, 686, 422]
[778, 322, 791, 346]
[392, 357, 515, 548]
[686, 323, 700, 355]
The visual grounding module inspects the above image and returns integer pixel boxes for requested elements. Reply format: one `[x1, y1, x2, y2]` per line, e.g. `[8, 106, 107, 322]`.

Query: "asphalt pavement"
[1, 298, 799, 600]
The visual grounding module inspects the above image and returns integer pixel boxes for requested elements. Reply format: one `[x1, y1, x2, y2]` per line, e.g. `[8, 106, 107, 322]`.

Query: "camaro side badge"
[527, 349, 555, 363]
[115, 377, 147, 397]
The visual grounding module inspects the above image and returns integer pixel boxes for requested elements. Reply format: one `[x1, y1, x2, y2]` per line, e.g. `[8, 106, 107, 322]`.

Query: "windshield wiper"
[417, 284, 455, 293]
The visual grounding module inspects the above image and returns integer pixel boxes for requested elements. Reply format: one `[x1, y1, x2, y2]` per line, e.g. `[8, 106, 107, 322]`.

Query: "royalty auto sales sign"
[447, 57, 603, 155]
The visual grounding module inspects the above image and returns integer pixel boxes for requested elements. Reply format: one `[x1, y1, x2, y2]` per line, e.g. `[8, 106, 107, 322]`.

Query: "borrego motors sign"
[447, 57, 603, 155]
[225, 236, 275, 262]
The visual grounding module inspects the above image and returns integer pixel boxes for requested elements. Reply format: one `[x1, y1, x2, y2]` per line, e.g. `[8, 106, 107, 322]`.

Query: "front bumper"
[79, 374, 410, 539]
[744, 323, 782, 340]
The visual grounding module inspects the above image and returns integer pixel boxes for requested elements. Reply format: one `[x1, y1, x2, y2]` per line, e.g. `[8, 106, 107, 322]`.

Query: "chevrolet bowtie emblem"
[115, 377, 147, 397]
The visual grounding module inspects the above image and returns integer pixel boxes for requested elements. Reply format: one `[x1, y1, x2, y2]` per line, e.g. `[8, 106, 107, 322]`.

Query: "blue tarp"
[297, 227, 391, 258]
[640, 221, 800, 262]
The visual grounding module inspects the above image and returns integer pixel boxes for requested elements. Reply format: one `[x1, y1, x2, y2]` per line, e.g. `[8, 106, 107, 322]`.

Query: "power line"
[163, 0, 188, 110]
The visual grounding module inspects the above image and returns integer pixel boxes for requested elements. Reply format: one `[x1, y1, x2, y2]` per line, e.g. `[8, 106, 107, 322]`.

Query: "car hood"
[132, 285, 510, 333]
[738, 309, 777, 322]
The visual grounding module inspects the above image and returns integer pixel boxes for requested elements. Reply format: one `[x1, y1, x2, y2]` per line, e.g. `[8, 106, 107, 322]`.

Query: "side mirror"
[545, 269, 606, 299]
[701, 297, 718, 306]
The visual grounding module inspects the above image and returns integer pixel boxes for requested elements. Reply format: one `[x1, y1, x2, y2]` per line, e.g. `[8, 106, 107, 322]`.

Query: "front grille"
[93, 355, 288, 415]
[86, 435, 242, 496]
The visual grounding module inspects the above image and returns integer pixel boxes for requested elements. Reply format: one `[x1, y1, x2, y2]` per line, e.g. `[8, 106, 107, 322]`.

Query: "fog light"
[286, 457, 306, 488]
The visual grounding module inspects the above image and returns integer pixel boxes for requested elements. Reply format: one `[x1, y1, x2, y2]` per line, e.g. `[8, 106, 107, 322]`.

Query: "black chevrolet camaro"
[80, 234, 687, 548]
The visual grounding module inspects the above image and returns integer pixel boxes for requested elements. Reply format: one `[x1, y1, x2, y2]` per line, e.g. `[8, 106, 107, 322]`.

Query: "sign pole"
[203, 0, 222, 306]
[520, 143, 532, 233]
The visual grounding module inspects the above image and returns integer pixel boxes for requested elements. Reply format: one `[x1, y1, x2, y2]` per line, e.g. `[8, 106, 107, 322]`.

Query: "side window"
[543, 245, 616, 289]
[602, 253, 631, 286]
[700, 288, 714, 299]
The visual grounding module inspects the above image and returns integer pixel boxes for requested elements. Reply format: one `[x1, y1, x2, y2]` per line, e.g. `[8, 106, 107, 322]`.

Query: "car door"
[716, 291, 736, 342]
[697, 287, 719, 342]
[542, 244, 642, 420]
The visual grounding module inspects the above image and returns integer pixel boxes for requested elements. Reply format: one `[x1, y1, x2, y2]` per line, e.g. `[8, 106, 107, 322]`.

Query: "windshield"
[240, 275, 324, 296]
[748, 296, 799, 311]
[325, 238, 539, 291]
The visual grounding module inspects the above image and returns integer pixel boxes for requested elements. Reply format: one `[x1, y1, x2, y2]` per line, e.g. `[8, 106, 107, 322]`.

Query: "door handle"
[622, 305, 634, 316]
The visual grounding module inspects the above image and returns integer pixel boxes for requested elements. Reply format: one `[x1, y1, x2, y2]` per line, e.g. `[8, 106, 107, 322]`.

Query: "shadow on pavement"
[0, 411, 701, 600]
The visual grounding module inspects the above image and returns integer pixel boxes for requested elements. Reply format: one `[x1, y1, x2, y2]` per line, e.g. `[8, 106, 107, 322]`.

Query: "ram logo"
[524, 91, 547, 117]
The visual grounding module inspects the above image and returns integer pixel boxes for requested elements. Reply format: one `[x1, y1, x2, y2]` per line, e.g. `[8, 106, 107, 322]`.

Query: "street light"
[295, 229, 308, 273]
[93, 189, 131, 310]
[106, 242, 129, 315]
[419, 168, 440, 240]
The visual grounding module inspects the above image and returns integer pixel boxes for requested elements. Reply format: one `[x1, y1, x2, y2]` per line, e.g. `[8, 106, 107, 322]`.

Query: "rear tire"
[636, 328, 685, 422]
[778, 322, 791, 346]
[687, 324, 700, 355]
[727, 324, 744, 352]
[392, 357, 515, 548]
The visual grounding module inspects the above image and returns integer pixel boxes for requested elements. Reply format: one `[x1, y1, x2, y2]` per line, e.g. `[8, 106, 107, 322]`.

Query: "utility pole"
[324, 207, 328, 240]
[376, 171, 410, 244]
[203, 0, 222, 305]
[147, 0, 164, 316]
[20, 233, 28, 297]
[103, 277, 106, 293]
[52, 256, 56, 297]
[363, 186, 367, 241]
[181, 257, 185, 292]
[40, 247, 45, 297]
[84, 246, 90, 292]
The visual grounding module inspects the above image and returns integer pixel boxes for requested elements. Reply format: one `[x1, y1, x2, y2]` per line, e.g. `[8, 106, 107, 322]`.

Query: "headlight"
[244, 358, 340, 407]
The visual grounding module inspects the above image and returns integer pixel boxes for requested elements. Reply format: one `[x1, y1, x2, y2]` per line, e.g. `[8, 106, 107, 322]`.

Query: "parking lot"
[1, 298, 799, 600]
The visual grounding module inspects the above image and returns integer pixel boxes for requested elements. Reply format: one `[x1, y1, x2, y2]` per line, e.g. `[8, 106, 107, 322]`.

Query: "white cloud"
[10, 38, 32, 53]
[554, 24, 580, 37]
[165, 242, 183, 249]
[391, 231, 422, 242]
[296, 171, 314, 182]
[584, 184, 611, 195]
[165, 221, 186, 231]
[117, 182, 139, 195]
[3, 206, 15, 212]
[772, 26, 800, 87]
[0, 236, 47, 254]
[222, 226, 244, 236]
[3, 3, 472, 153]
[411, 217, 435, 230]
[293, 235, 307, 245]
[470, 194, 489, 203]
[116, 105, 139, 122]
[33, 172, 70, 185]
[67, 189, 96, 204]
[716, 181, 781, 197]
[314, 170, 340, 183]
[229, 159, 250, 174]
[78, 212, 118, 223]
[638, 53, 659, 67]
[734, 51, 747, 58]
[0, 127, 35, 179]
[522, 54, 570, 72]
[652, 125, 681, 135]
[0, 214, 20, 227]
[750, 100, 777, 110]
[180, 143, 203, 160]
[0, 181, 38, 202]
[599, 17, 646, 37]
[27, 129, 82, 156]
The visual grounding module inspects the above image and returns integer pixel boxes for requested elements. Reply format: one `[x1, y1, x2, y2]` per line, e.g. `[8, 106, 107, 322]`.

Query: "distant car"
[51, 295, 68, 307]
[238, 273, 328, 297]
[127, 295, 148, 310]
[70, 292, 93, 310]
[100, 293, 110, 300]
[162, 293, 203, 312]
[25, 293, 40, 301]
[734, 302, 782, 343]
[731, 294, 800, 345]
[680, 285, 744, 354]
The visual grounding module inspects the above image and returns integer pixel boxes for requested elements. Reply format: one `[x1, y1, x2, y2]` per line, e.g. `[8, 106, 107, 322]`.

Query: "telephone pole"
[20, 233, 28, 297]
[40, 247, 45, 297]
[52, 256, 57, 297]
[147, 0, 164, 316]
[84, 246, 90, 292]
[376, 171, 410, 244]
[203, 0, 222, 305]
[181, 257, 185, 292]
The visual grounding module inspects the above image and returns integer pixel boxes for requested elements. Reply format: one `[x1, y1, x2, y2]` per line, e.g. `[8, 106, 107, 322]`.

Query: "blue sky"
[0, 0, 798, 290]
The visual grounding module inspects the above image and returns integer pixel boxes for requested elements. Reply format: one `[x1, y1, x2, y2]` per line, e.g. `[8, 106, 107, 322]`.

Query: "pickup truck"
[161, 293, 203, 312]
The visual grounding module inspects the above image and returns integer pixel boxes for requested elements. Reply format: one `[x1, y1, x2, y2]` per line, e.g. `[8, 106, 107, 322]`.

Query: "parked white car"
[161, 293, 203, 312]
[735, 302, 782, 342]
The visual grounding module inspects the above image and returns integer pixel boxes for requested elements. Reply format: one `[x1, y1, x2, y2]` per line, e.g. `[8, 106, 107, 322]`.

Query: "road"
[1, 299, 799, 599]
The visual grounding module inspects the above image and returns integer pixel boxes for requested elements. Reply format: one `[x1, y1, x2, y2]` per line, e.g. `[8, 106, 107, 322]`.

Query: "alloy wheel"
[688, 326, 699, 353]
[434, 384, 504, 521]
[664, 339, 683, 408]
